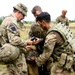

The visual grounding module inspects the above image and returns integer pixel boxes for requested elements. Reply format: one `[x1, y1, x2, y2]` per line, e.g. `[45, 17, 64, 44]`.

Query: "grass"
[69, 23, 75, 35]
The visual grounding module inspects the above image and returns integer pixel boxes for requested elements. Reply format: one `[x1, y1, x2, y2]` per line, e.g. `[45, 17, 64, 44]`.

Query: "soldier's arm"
[7, 24, 32, 47]
[35, 33, 57, 66]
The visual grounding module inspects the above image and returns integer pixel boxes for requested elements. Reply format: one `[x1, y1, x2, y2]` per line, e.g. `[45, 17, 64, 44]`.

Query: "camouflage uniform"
[0, 3, 28, 75]
[26, 23, 46, 75]
[29, 23, 46, 38]
[56, 15, 69, 26]
[35, 23, 75, 75]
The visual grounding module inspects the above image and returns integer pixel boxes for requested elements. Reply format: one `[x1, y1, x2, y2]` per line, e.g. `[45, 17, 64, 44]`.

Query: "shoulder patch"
[10, 25, 17, 31]
[7, 24, 18, 33]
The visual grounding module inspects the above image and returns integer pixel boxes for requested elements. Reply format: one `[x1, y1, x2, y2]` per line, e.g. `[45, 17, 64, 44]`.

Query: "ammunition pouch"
[58, 53, 73, 70]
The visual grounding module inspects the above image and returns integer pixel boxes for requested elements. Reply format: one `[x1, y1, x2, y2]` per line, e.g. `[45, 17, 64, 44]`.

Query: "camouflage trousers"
[51, 62, 75, 75]
[27, 61, 39, 75]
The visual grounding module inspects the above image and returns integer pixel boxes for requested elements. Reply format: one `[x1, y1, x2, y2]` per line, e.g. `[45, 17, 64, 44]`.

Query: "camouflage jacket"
[35, 23, 73, 69]
[0, 14, 27, 47]
[56, 15, 69, 26]
[0, 14, 28, 75]
[29, 23, 46, 38]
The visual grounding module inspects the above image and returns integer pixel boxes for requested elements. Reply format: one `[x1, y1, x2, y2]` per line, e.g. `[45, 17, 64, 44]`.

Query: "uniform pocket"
[65, 55, 73, 70]
[58, 53, 67, 67]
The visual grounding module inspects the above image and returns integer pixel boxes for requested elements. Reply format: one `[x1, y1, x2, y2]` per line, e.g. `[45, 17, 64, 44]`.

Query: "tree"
[0, 16, 5, 25]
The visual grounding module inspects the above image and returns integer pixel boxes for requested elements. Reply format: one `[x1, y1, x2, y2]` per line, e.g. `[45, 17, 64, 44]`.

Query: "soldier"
[26, 6, 47, 75]
[30, 12, 75, 75]
[31, 5, 42, 18]
[0, 3, 34, 75]
[56, 9, 69, 26]
[29, 5, 45, 38]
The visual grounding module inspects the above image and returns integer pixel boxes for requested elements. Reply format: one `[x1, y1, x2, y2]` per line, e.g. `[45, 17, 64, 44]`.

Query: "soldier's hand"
[30, 56, 35, 62]
[27, 39, 33, 45]
[32, 38, 42, 45]
[25, 45, 31, 51]
[25, 45, 36, 51]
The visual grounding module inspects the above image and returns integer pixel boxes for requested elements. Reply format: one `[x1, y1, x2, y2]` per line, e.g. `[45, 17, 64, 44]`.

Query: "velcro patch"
[10, 26, 17, 31]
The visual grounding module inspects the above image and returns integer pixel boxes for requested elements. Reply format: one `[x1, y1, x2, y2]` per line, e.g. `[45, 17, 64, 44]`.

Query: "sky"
[0, 0, 75, 21]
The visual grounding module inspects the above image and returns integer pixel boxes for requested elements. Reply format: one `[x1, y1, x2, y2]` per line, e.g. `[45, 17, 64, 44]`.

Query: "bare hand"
[25, 45, 36, 51]
[27, 39, 33, 45]
[32, 38, 43, 45]
[30, 56, 35, 61]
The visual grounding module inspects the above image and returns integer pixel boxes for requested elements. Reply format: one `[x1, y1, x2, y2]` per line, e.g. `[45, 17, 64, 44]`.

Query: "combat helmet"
[13, 3, 28, 16]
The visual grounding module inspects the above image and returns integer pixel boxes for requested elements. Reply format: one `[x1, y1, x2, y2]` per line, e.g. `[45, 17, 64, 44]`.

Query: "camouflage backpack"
[29, 23, 46, 38]
[0, 43, 20, 63]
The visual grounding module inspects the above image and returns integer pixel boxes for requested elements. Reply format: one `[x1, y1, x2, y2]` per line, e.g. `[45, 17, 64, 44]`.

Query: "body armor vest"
[48, 23, 75, 53]
[47, 23, 75, 70]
